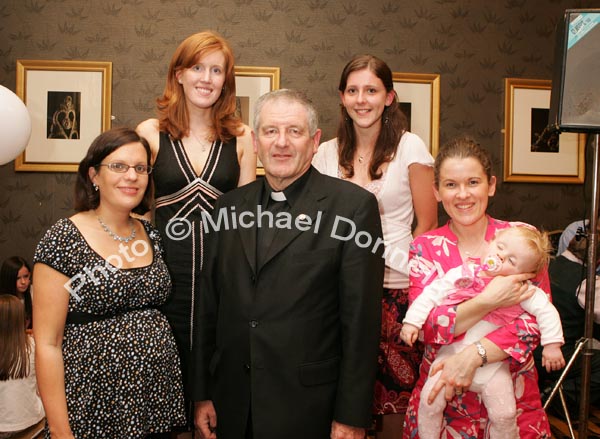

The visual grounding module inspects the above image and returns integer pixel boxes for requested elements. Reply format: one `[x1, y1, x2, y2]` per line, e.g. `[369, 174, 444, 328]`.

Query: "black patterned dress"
[34, 218, 185, 438]
[153, 132, 240, 403]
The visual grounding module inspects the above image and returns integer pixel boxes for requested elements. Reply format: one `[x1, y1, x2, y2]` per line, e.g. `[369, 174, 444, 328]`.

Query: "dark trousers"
[245, 406, 253, 439]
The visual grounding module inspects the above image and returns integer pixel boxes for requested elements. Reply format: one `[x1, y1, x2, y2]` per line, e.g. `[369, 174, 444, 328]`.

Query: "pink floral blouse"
[403, 217, 551, 438]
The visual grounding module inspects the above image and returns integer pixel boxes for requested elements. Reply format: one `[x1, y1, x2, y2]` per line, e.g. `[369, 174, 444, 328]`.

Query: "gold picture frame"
[503, 78, 585, 184]
[392, 72, 440, 156]
[14, 59, 112, 172]
[234, 66, 280, 176]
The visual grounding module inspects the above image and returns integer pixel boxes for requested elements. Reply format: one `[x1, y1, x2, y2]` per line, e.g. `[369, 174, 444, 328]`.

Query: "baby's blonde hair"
[495, 226, 551, 274]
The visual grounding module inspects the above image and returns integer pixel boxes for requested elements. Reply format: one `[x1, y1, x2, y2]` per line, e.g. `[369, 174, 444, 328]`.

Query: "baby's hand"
[400, 323, 419, 347]
[542, 343, 566, 372]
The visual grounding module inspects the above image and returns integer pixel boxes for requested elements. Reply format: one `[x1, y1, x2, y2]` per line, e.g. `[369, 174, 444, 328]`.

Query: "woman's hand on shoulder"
[237, 123, 257, 186]
[477, 273, 536, 309]
[135, 118, 160, 164]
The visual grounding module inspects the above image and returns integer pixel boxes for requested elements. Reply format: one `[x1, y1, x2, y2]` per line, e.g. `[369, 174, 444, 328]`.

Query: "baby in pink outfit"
[401, 226, 565, 439]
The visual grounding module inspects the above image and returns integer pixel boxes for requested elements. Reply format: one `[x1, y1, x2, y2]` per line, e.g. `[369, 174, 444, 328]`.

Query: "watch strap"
[475, 341, 488, 367]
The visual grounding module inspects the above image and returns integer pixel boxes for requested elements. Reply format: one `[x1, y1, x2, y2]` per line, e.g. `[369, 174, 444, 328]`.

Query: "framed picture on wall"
[392, 72, 440, 156]
[14, 60, 112, 172]
[234, 66, 280, 176]
[503, 77, 585, 184]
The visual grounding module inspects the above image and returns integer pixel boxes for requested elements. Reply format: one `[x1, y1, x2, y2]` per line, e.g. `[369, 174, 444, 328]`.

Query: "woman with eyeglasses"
[32, 127, 185, 438]
[136, 31, 256, 430]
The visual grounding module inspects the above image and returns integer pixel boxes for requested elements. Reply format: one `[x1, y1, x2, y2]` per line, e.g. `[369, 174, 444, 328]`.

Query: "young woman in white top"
[312, 54, 438, 439]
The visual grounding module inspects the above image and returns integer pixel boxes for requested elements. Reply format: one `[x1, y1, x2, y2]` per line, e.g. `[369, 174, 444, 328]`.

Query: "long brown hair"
[337, 54, 407, 180]
[156, 30, 243, 142]
[0, 294, 30, 380]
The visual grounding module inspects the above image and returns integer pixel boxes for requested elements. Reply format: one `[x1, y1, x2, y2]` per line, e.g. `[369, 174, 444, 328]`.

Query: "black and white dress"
[34, 218, 185, 438]
[153, 132, 240, 398]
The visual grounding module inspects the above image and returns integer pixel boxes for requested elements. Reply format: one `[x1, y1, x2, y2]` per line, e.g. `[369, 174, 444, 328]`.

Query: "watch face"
[476, 342, 487, 365]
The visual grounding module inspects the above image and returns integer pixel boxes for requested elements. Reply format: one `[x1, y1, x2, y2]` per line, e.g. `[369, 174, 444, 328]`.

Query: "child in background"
[0, 295, 44, 438]
[401, 226, 565, 438]
[0, 257, 33, 328]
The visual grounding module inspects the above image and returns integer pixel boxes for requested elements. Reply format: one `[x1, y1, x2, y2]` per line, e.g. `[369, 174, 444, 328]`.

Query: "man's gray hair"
[253, 89, 319, 136]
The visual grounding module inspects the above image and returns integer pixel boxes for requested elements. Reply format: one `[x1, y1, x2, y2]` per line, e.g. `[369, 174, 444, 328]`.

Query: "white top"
[404, 265, 565, 346]
[313, 131, 434, 288]
[0, 337, 45, 432]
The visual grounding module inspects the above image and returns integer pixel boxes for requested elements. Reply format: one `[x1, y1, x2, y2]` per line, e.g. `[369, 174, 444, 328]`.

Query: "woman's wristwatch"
[475, 341, 488, 367]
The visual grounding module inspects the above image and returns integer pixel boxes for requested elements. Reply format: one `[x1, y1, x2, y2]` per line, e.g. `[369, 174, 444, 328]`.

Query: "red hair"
[156, 30, 243, 141]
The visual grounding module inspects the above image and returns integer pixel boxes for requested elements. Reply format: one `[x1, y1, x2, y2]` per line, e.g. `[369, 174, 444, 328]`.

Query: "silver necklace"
[451, 223, 487, 257]
[462, 240, 485, 257]
[97, 215, 136, 243]
[190, 130, 212, 152]
[459, 233, 487, 257]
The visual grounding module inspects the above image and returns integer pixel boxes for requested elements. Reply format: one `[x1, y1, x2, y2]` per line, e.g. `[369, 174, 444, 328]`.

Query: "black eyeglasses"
[98, 162, 153, 175]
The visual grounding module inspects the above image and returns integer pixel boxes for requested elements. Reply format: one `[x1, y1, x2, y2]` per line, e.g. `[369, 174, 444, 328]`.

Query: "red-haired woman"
[137, 30, 256, 428]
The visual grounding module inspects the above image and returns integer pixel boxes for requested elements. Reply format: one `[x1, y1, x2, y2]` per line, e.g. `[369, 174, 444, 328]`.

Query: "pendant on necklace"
[358, 156, 364, 164]
[191, 131, 211, 152]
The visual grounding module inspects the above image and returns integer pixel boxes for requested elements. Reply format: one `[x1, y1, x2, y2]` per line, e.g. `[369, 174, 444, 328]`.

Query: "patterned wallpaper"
[0, 0, 598, 262]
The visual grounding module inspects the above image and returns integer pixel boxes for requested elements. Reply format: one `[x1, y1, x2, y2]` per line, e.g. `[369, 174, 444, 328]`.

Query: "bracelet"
[475, 341, 487, 367]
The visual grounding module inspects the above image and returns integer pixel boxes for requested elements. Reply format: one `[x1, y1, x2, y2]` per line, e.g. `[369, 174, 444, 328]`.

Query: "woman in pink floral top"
[404, 136, 551, 438]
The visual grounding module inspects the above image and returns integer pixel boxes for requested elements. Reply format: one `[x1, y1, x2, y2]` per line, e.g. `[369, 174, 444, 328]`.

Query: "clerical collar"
[270, 191, 286, 201]
[263, 167, 313, 208]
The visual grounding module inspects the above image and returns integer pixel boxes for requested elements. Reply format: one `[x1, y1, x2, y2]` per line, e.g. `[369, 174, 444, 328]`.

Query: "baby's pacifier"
[482, 254, 502, 272]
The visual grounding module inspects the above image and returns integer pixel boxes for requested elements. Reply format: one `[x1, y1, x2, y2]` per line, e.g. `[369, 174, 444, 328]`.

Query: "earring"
[93, 183, 99, 191]
[383, 115, 389, 125]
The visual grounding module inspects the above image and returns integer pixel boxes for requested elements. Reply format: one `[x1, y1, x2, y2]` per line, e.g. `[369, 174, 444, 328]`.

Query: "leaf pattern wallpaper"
[0, 0, 598, 262]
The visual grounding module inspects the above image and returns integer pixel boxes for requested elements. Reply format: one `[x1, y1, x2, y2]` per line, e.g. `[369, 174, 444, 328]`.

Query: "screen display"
[561, 12, 600, 128]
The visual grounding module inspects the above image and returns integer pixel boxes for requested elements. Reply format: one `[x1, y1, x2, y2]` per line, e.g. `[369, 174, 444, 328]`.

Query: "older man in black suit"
[192, 89, 384, 439]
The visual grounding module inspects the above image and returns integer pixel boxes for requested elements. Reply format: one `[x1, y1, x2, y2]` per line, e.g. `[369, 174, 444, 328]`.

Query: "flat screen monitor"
[549, 9, 600, 133]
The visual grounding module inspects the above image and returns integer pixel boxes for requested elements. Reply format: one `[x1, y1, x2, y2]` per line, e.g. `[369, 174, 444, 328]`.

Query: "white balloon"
[0, 85, 32, 166]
